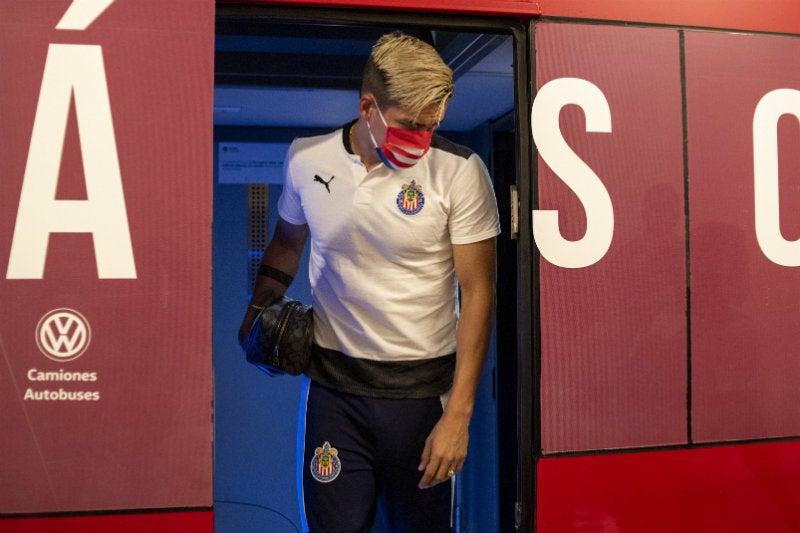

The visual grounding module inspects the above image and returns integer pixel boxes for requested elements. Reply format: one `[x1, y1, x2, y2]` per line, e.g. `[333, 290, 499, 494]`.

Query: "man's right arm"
[238, 217, 309, 345]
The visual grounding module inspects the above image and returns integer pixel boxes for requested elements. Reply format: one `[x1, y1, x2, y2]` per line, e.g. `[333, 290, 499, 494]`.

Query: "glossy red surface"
[230, 0, 800, 35]
[537, 0, 800, 35]
[0, 511, 213, 533]
[537, 441, 800, 533]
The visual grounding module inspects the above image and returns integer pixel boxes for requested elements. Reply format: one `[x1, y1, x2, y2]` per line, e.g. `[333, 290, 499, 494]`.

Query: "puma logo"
[314, 174, 334, 193]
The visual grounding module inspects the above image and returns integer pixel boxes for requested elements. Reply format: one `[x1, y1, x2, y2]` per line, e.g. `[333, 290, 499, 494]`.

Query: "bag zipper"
[272, 301, 298, 366]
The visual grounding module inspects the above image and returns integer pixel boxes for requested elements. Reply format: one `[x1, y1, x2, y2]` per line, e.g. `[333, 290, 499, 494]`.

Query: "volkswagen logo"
[35, 308, 92, 362]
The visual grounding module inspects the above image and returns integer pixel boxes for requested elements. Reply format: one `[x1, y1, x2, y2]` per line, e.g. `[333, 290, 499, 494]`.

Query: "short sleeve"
[277, 141, 307, 225]
[448, 153, 501, 244]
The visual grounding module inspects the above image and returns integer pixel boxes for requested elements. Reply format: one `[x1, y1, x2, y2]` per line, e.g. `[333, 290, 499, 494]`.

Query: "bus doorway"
[212, 6, 529, 532]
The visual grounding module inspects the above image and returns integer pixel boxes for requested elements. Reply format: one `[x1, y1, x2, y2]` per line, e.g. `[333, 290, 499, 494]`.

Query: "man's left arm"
[417, 236, 497, 489]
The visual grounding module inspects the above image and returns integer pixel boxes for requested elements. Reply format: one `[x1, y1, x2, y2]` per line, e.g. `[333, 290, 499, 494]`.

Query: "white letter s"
[532, 77, 614, 268]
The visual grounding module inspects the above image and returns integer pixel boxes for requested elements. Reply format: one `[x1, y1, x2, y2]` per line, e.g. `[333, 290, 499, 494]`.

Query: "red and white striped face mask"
[367, 101, 435, 170]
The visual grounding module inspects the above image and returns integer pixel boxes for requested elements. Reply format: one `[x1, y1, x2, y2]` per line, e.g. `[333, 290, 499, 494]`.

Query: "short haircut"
[362, 31, 454, 121]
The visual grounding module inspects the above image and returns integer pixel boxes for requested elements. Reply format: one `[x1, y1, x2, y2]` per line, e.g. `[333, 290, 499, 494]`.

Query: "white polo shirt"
[278, 124, 500, 362]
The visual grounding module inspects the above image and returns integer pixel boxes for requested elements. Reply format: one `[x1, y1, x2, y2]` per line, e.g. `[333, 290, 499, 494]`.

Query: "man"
[239, 31, 500, 533]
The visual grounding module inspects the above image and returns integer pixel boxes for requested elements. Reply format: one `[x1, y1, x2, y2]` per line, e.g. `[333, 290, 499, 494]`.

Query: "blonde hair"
[362, 31, 454, 121]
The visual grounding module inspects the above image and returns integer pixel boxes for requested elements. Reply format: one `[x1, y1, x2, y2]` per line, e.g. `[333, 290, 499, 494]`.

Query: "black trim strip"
[518, 19, 537, 533]
[679, 29, 693, 446]
[0, 506, 212, 520]
[307, 345, 457, 399]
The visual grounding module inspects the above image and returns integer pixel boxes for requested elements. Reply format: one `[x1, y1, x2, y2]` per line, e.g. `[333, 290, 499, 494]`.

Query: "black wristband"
[258, 264, 294, 287]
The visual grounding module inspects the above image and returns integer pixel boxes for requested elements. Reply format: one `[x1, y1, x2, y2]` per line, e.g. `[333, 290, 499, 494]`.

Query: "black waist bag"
[243, 297, 313, 376]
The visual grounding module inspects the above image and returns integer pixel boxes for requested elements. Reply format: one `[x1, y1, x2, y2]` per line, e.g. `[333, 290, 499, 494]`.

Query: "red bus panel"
[536, 22, 687, 453]
[0, 0, 214, 517]
[235, 0, 800, 35]
[537, 441, 800, 533]
[0, 511, 213, 533]
[686, 30, 800, 443]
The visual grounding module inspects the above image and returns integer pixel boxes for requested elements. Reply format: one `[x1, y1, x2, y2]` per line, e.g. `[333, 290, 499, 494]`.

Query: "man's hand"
[417, 411, 470, 489]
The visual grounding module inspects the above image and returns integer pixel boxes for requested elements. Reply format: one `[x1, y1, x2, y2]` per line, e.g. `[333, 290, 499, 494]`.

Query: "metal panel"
[0, 0, 214, 519]
[686, 29, 800, 443]
[535, 22, 687, 453]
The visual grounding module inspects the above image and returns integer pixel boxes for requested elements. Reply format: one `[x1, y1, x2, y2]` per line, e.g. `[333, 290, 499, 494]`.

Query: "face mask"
[366, 101, 435, 170]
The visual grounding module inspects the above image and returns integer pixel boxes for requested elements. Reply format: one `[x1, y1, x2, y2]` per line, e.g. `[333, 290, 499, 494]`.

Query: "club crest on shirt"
[310, 441, 341, 483]
[396, 180, 425, 215]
